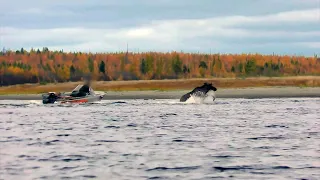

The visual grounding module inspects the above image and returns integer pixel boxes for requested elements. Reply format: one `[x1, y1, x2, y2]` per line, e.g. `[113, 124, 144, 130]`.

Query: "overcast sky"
[1, 0, 319, 55]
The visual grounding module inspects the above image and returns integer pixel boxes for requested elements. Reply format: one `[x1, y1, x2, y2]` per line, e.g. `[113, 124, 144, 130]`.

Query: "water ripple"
[146, 166, 201, 171]
[0, 98, 319, 179]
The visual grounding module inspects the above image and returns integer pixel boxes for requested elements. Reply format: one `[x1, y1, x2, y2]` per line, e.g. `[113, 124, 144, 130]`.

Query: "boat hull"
[58, 95, 104, 104]
[42, 92, 104, 104]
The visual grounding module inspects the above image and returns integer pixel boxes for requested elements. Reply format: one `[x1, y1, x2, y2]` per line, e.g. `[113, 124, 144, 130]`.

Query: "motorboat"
[42, 85, 104, 104]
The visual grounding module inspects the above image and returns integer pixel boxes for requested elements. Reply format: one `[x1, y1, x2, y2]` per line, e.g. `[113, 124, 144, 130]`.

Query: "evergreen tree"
[245, 59, 256, 75]
[239, 63, 244, 73]
[199, 61, 208, 69]
[183, 65, 189, 74]
[42, 47, 49, 53]
[140, 58, 147, 74]
[231, 66, 235, 72]
[88, 57, 94, 73]
[70, 65, 75, 75]
[99, 61, 106, 74]
[69, 65, 76, 80]
[172, 55, 182, 75]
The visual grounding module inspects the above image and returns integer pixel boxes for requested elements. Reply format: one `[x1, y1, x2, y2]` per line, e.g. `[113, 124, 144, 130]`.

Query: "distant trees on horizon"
[0, 47, 319, 86]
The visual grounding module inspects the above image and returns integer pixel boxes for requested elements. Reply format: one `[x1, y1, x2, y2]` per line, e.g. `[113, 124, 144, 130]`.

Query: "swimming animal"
[180, 83, 217, 102]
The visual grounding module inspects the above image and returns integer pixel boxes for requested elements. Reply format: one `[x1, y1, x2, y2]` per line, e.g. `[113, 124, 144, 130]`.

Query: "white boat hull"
[57, 94, 104, 104]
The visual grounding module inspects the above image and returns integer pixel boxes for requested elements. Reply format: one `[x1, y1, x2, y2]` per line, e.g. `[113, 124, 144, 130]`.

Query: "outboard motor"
[42, 92, 59, 104]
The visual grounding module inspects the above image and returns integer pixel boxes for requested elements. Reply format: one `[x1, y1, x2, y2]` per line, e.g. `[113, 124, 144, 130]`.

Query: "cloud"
[295, 42, 320, 49]
[153, 8, 319, 28]
[125, 28, 155, 38]
[10, 8, 76, 17]
[1, 0, 319, 56]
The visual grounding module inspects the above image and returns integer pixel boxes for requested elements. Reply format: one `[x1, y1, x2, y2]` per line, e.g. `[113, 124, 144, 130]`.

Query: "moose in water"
[180, 83, 217, 102]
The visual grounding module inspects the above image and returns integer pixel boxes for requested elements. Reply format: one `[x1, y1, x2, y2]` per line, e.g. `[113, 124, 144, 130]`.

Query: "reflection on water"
[0, 98, 319, 179]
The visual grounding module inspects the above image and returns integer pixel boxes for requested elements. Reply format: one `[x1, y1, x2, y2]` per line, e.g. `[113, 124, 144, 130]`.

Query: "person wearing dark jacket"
[70, 77, 91, 97]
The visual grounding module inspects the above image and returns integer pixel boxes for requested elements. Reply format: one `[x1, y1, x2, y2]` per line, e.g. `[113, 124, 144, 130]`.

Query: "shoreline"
[0, 87, 319, 100]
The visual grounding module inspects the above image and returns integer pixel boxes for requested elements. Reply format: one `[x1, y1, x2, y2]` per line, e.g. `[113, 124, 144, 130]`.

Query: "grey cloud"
[2, 0, 318, 28]
[1, 0, 319, 55]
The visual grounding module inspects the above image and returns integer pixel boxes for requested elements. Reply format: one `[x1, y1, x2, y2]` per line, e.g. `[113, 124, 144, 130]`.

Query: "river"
[0, 98, 319, 180]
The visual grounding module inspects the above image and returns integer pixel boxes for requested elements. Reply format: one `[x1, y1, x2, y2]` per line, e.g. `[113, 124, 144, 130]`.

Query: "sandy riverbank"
[0, 87, 319, 100]
[1, 76, 320, 95]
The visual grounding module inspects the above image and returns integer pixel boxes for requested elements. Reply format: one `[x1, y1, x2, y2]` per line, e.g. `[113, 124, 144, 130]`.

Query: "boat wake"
[29, 100, 42, 105]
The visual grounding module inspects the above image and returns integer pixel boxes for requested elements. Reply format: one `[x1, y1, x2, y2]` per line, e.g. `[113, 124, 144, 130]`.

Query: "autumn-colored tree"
[0, 48, 319, 85]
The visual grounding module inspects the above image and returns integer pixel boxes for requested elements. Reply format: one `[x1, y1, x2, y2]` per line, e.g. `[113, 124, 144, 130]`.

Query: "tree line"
[0, 48, 319, 85]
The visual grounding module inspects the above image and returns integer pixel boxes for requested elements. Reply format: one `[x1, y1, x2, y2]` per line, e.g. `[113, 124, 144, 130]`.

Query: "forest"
[0, 48, 319, 86]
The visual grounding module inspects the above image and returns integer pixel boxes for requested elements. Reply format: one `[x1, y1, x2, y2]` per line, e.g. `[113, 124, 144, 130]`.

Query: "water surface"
[0, 98, 319, 180]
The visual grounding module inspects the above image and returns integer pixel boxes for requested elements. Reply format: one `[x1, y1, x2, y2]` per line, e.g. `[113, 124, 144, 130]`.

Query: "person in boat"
[70, 76, 92, 97]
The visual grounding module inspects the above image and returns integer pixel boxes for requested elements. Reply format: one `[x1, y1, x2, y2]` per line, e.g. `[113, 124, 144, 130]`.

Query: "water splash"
[29, 100, 42, 105]
[185, 90, 216, 104]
